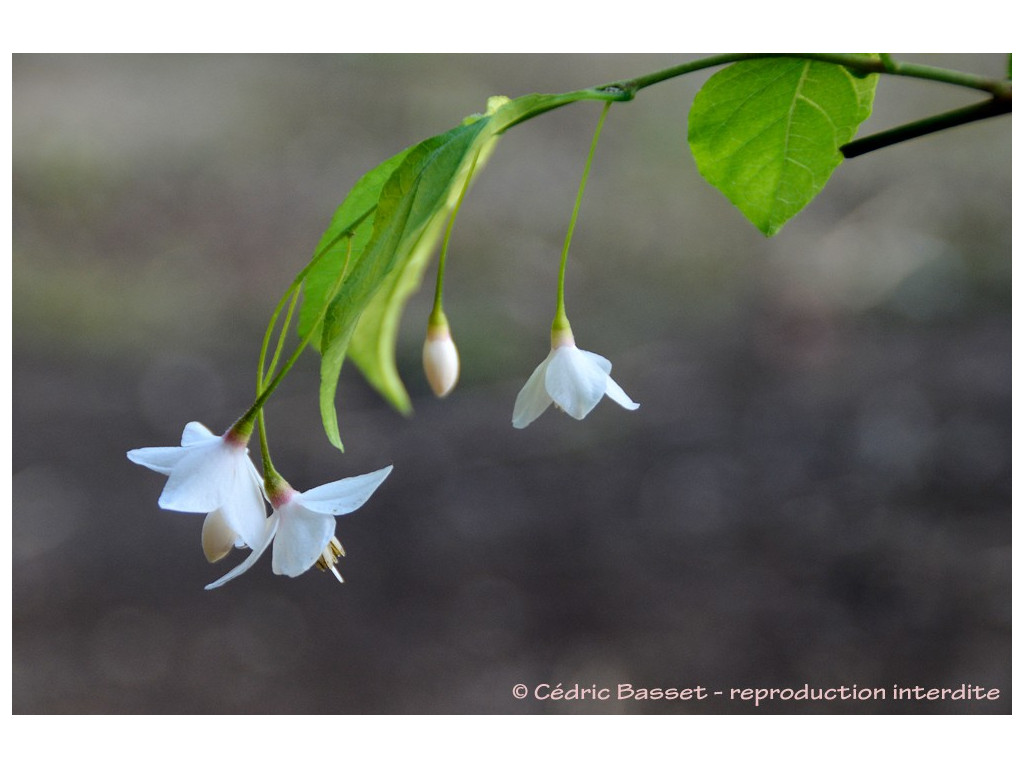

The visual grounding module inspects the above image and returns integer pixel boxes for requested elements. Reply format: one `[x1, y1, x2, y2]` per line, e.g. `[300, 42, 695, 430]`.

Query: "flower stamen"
[315, 536, 346, 583]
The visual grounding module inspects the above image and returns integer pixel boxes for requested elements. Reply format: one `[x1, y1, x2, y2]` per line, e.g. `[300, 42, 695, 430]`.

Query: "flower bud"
[422, 323, 460, 398]
[201, 509, 241, 563]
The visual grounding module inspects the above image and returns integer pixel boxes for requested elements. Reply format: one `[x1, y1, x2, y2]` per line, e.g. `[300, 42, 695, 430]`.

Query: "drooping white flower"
[422, 323, 460, 398]
[512, 329, 639, 429]
[205, 465, 393, 589]
[127, 422, 267, 561]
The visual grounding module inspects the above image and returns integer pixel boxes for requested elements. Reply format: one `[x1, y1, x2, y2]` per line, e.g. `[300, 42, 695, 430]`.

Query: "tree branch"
[840, 96, 1011, 158]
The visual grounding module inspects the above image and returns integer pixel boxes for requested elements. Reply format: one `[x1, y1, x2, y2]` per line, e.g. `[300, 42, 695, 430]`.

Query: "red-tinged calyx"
[550, 327, 575, 349]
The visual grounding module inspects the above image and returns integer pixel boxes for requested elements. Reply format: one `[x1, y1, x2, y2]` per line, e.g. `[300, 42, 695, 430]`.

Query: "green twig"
[841, 97, 1012, 158]
[605, 53, 1011, 99]
[237, 235, 356, 474]
[431, 149, 482, 325]
[553, 101, 612, 334]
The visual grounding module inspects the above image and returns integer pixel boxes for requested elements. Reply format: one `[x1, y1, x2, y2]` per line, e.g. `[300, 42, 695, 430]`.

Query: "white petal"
[181, 421, 217, 446]
[271, 504, 335, 577]
[215, 455, 267, 548]
[576, 349, 639, 411]
[577, 349, 612, 375]
[128, 422, 219, 475]
[202, 508, 240, 563]
[126, 445, 186, 475]
[604, 375, 640, 410]
[204, 514, 279, 590]
[156, 440, 233, 512]
[545, 346, 606, 420]
[297, 466, 393, 516]
[512, 352, 555, 428]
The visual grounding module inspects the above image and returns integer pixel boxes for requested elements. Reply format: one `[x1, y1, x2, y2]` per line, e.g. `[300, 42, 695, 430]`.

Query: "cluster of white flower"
[127, 422, 391, 589]
[129, 97, 638, 591]
[128, 327, 636, 590]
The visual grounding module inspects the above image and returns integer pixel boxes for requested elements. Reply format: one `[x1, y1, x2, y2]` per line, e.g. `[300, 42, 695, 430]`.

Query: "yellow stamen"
[314, 537, 346, 583]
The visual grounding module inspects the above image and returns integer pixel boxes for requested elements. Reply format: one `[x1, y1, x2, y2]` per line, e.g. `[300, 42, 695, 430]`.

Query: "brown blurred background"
[12, 54, 1011, 713]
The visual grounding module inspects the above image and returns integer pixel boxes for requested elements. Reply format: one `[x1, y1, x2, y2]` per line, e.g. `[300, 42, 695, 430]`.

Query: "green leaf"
[296, 146, 412, 348]
[316, 117, 490, 449]
[344, 207, 449, 415]
[344, 102, 505, 416]
[688, 58, 878, 236]
[343, 91, 600, 415]
[305, 91, 604, 448]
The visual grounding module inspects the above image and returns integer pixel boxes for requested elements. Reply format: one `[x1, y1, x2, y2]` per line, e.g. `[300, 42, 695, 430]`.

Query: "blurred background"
[12, 54, 1011, 713]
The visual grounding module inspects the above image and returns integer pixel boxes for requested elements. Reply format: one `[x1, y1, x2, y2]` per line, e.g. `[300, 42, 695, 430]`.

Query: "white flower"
[205, 465, 393, 590]
[127, 422, 267, 562]
[512, 330, 639, 429]
[422, 324, 460, 398]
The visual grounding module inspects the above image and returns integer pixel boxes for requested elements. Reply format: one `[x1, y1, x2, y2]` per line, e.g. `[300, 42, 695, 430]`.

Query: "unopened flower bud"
[201, 509, 241, 563]
[422, 322, 460, 398]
